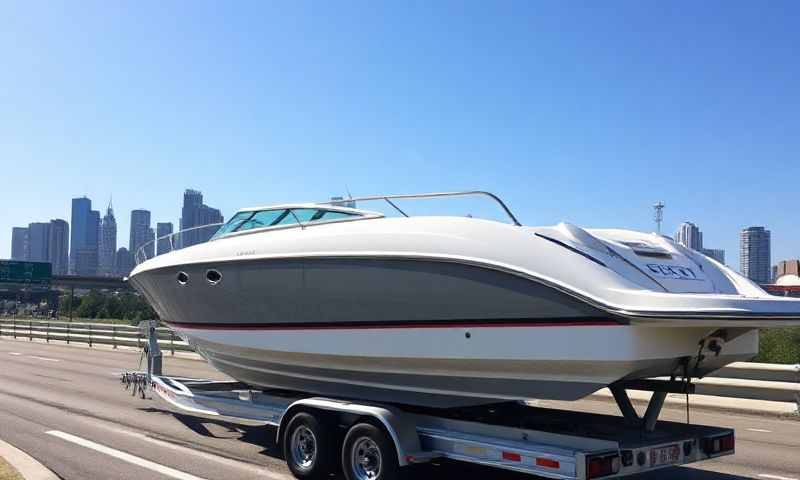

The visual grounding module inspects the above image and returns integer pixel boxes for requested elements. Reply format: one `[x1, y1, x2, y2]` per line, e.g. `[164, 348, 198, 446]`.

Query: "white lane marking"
[7, 352, 22, 356]
[759, 474, 799, 480]
[107, 426, 291, 480]
[46, 431, 209, 480]
[30, 356, 60, 362]
[747, 428, 773, 433]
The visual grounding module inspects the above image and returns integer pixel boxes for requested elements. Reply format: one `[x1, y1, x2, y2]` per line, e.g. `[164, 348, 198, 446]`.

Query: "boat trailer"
[122, 322, 735, 480]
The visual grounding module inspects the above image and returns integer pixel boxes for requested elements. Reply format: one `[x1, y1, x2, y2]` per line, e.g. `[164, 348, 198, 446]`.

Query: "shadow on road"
[138, 407, 283, 458]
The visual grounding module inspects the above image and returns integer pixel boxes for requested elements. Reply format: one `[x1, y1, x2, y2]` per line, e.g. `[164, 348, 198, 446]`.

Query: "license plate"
[650, 445, 680, 466]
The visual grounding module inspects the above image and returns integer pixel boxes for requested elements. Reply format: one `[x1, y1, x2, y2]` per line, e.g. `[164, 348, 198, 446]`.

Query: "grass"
[0, 456, 23, 480]
[754, 327, 800, 364]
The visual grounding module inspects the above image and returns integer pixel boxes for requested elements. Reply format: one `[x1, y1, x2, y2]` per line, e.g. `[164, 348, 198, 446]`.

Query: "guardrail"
[0, 318, 192, 355]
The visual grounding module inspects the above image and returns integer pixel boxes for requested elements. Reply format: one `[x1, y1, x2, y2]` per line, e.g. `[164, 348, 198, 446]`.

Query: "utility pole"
[653, 201, 665, 234]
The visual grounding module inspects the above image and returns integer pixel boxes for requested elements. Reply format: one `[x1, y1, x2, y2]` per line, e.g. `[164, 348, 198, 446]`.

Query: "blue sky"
[1, 1, 798, 270]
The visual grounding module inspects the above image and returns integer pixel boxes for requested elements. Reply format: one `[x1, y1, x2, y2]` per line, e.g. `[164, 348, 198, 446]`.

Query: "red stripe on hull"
[165, 320, 621, 331]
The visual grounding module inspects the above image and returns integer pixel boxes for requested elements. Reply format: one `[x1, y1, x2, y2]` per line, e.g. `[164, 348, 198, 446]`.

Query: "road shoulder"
[0, 439, 58, 480]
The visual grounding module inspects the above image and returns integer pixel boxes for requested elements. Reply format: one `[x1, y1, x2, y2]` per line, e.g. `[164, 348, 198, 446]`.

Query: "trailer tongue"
[122, 322, 735, 479]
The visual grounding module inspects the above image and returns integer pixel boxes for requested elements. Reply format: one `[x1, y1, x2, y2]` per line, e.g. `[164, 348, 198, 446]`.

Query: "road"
[0, 337, 798, 480]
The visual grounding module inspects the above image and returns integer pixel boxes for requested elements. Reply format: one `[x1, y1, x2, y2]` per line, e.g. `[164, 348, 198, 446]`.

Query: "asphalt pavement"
[0, 337, 798, 480]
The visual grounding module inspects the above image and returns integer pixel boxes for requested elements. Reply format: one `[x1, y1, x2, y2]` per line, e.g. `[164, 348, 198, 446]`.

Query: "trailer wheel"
[283, 411, 336, 479]
[341, 423, 399, 480]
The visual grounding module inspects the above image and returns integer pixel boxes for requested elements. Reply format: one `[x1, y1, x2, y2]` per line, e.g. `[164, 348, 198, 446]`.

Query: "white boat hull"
[173, 323, 758, 407]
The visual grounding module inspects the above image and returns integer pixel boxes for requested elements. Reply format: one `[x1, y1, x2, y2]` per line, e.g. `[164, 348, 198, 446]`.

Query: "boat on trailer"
[128, 191, 800, 408]
[122, 322, 738, 480]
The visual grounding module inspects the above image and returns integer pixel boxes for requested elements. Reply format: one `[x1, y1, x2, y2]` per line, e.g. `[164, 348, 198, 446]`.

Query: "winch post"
[138, 320, 162, 380]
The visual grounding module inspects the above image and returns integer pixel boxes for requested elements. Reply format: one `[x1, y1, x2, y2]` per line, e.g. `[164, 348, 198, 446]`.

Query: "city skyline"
[6, 191, 796, 283]
[7, 188, 222, 277]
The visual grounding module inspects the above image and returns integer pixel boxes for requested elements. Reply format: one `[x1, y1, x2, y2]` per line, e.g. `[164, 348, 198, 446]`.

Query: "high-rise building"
[11, 227, 28, 260]
[48, 219, 69, 275]
[69, 197, 92, 274]
[701, 248, 725, 265]
[674, 222, 703, 251]
[740, 226, 771, 284]
[130, 209, 155, 261]
[115, 247, 134, 277]
[156, 222, 174, 256]
[77, 209, 100, 276]
[27, 222, 51, 262]
[180, 189, 223, 247]
[98, 201, 117, 276]
[674, 222, 725, 265]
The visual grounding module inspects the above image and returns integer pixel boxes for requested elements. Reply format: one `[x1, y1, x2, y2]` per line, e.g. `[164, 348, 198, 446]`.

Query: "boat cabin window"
[273, 208, 319, 226]
[213, 208, 362, 239]
[236, 209, 288, 231]
[211, 211, 254, 238]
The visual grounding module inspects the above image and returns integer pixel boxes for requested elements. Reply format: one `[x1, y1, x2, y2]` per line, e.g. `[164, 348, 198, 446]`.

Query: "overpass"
[51, 275, 130, 290]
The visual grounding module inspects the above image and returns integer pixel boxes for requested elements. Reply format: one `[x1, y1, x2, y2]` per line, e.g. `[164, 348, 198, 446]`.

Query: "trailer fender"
[277, 398, 426, 466]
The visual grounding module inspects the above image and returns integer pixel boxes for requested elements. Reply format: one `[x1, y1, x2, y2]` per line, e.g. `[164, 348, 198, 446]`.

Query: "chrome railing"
[135, 223, 223, 265]
[319, 191, 522, 226]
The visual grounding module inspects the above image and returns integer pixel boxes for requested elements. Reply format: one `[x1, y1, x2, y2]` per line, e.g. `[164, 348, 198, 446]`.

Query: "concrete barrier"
[711, 361, 800, 383]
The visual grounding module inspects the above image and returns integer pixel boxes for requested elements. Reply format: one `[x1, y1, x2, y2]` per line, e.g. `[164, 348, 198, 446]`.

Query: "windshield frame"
[210, 206, 383, 241]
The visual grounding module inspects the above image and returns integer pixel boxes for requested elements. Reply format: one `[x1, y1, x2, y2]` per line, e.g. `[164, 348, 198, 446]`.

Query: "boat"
[128, 191, 800, 408]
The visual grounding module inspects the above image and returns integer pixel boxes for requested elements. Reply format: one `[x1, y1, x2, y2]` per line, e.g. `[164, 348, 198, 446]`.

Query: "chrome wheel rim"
[290, 425, 317, 471]
[351, 437, 382, 480]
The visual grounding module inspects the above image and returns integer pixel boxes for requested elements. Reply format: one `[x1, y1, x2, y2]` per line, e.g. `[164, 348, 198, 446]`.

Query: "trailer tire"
[283, 411, 336, 479]
[341, 423, 399, 480]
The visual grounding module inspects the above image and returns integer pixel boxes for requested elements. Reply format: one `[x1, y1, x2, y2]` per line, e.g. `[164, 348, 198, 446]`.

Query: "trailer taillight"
[536, 457, 560, 469]
[586, 453, 621, 479]
[701, 433, 734, 455]
[502, 451, 521, 462]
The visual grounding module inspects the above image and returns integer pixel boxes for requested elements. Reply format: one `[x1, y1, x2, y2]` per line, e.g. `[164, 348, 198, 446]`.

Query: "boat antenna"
[653, 201, 665, 234]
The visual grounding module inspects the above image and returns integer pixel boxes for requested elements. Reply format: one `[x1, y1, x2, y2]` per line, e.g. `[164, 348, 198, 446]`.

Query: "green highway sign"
[0, 260, 52, 287]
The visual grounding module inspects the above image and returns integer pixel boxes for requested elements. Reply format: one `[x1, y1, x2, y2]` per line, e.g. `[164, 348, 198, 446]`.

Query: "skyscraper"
[98, 201, 117, 276]
[130, 209, 155, 261]
[701, 248, 725, 265]
[48, 219, 69, 275]
[156, 222, 174, 256]
[180, 189, 223, 247]
[115, 247, 134, 277]
[27, 222, 51, 262]
[69, 197, 92, 274]
[674, 222, 703, 251]
[74, 209, 100, 276]
[11, 227, 28, 260]
[740, 226, 771, 284]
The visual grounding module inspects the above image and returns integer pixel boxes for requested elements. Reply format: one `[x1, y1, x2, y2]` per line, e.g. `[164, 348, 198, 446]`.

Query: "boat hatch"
[620, 242, 672, 259]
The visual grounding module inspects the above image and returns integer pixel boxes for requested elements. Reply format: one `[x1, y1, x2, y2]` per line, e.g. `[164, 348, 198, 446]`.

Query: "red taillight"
[702, 433, 735, 455]
[720, 434, 735, 452]
[536, 457, 560, 469]
[586, 454, 621, 479]
[502, 451, 521, 462]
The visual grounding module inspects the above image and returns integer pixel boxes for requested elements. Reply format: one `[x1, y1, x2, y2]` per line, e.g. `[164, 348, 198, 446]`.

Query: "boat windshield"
[210, 207, 363, 240]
